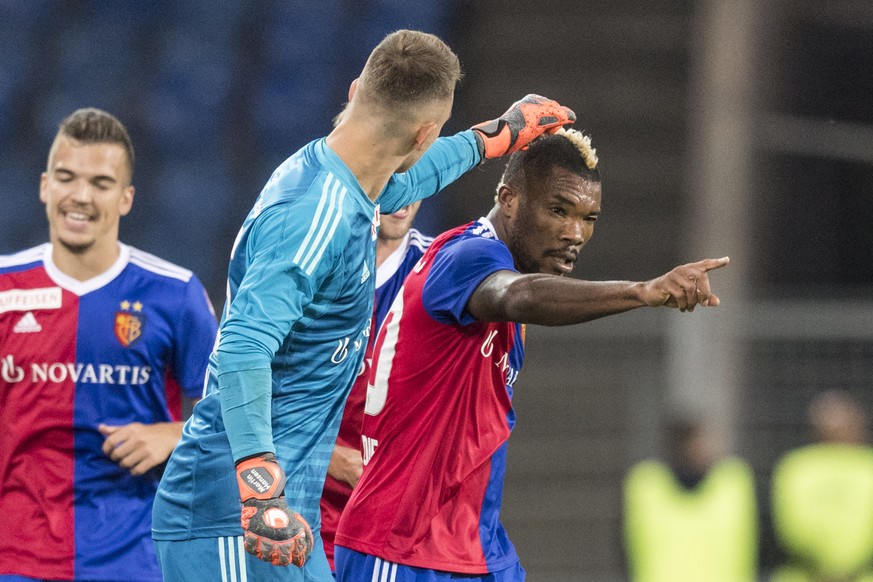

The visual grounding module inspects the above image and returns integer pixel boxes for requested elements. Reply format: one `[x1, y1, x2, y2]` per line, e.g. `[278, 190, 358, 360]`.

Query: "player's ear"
[496, 183, 518, 217]
[413, 121, 438, 150]
[39, 172, 49, 204]
[119, 185, 135, 217]
[348, 78, 359, 101]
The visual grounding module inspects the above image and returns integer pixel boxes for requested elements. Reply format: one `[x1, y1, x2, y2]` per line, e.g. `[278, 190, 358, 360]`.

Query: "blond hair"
[495, 128, 600, 201]
[357, 30, 462, 111]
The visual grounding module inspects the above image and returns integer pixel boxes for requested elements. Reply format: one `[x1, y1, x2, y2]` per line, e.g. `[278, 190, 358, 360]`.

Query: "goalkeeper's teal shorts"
[155, 534, 331, 581]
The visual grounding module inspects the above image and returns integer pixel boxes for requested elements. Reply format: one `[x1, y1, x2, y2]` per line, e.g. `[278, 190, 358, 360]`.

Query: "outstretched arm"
[467, 257, 730, 326]
[382, 95, 576, 213]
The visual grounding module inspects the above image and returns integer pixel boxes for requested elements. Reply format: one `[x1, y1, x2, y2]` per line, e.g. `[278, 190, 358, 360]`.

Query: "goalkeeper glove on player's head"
[235, 453, 314, 567]
[471, 94, 576, 161]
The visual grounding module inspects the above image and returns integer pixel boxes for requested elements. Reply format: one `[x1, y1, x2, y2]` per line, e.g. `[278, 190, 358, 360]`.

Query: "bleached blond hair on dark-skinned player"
[494, 126, 600, 203]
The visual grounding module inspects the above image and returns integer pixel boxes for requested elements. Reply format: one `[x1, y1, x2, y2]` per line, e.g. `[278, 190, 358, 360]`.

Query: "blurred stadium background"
[2, 1, 872, 579]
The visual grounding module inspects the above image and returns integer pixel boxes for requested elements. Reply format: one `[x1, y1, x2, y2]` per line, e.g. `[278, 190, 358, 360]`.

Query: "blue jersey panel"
[421, 222, 516, 326]
[72, 255, 216, 581]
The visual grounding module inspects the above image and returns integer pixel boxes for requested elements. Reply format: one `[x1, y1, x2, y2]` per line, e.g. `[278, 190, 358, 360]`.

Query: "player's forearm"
[487, 274, 648, 326]
[163, 421, 184, 440]
[400, 131, 480, 194]
[218, 366, 275, 461]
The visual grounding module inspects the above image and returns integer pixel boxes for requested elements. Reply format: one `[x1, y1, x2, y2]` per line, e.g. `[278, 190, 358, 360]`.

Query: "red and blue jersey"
[0, 243, 217, 582]
[321, 228, 432, 570]
[335, 219, 525, 574]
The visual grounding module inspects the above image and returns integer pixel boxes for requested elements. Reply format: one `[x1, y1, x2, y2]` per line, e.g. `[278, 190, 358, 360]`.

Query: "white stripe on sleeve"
[294, 174, 348, 276]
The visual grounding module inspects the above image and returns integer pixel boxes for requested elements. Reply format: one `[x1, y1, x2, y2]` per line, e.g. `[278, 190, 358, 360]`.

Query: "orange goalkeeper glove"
[471, 94, 576, 160]
[236, 453, 314, 567]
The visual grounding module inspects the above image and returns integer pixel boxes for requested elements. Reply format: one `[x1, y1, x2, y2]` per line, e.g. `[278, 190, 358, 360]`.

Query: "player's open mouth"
[61, 209, 95, 229]
[551, 252, 576, 274]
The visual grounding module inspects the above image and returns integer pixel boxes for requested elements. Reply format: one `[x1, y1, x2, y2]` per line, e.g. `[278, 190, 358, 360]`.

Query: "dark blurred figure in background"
[770, 390, 873, 582]
[623, 417, 759, 582]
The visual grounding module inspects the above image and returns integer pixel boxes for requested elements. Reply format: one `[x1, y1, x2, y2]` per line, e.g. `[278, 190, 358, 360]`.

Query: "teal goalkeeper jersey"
[152, 132, 480, 540]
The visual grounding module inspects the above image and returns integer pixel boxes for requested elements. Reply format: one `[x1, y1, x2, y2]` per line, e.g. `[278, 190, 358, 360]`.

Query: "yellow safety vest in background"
[624, 457, 758, 582]
[771, 443, 873, 582]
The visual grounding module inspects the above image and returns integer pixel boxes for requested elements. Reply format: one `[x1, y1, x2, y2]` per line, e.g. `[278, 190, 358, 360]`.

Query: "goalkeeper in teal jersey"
[152, 29, 575, 581]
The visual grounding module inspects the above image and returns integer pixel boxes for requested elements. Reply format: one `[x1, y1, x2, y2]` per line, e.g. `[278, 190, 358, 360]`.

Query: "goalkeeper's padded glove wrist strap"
[471, 120, 508, 163]
[236, 453, 286, 501]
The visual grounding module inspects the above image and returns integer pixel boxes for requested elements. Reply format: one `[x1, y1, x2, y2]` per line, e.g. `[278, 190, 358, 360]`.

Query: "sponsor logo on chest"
[1, 354, 152, 385]
[13, 312, 42, 333]
[2, 299, 154, 384]
[371, 205, 380, 241]
[0, 287, 62, 314]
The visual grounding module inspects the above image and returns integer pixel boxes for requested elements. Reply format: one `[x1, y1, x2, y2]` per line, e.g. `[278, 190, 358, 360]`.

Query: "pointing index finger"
[699, 256, 730, 272]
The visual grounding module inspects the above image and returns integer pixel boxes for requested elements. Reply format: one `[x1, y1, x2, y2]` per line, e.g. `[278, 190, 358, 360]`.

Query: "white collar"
[476, 216, 500, 240]
[43, 243, 130, 296]
[375, 231, 412, 289]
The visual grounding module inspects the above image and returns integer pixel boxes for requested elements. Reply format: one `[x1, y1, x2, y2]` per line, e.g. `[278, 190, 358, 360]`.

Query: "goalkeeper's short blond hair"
[358, 30, 462, 112]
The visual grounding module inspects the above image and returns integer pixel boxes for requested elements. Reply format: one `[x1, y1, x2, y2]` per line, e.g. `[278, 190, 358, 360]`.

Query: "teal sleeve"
[219, 205, 316, 366]
[379, 130, 481, 214]
[216, 201, 340, 462]
[218, 366, 274, 462]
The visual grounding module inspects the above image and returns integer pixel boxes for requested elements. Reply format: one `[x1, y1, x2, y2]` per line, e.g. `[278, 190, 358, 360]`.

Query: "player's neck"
[51, 239, 121, 282]
[326, 124, 409, 202]
[485, 207, 508, 241]
[376, 236, 404, 268]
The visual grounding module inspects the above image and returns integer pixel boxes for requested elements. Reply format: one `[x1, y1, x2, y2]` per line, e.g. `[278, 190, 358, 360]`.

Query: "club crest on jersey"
[114, 300, 144, 347]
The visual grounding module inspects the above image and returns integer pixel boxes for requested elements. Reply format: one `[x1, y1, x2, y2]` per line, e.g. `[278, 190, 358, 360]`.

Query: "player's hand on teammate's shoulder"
[99, 421, 183, 475]
[642, 256, 731, 312]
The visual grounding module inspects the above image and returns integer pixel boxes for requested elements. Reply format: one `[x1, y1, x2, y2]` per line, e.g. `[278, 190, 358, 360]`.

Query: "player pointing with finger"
[642, 257, 729, 311]
[151, 30, 574, 582]
[334, 127, 729, 581]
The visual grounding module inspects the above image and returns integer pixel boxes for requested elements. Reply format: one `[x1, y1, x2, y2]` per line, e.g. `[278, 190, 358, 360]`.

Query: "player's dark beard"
[507, 222, 537, 274]
[379, 219, 413, 242]
[59, 238, 95, 254]
[378, 230, 406, 242]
